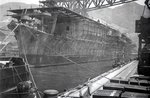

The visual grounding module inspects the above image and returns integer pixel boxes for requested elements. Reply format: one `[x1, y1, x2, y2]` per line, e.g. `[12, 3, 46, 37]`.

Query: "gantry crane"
[39, 0, 138, 16]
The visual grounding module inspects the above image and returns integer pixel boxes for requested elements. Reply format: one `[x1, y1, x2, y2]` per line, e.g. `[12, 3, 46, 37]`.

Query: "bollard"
[43, 89, 59, 98]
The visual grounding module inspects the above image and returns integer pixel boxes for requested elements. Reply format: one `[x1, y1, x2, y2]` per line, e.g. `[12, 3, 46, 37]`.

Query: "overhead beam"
[40, 0, 138, 16]
[40, 0, 138, 11]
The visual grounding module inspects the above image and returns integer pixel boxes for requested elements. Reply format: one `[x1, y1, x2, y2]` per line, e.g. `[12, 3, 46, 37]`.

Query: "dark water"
[30, 60, 113, 92]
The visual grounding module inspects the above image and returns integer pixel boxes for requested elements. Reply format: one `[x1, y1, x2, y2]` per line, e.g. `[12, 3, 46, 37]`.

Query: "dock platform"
[59, 60, 150, 98]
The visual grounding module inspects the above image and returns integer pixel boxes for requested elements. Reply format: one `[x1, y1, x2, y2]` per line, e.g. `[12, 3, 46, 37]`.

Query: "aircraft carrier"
[0, 0, 150, 98]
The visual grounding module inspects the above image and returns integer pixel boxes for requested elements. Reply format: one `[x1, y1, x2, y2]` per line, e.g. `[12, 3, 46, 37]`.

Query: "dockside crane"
[39, 0, 138, 16]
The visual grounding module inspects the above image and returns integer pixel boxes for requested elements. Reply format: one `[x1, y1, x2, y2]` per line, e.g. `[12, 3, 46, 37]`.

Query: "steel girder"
[40, 0, 138, 15]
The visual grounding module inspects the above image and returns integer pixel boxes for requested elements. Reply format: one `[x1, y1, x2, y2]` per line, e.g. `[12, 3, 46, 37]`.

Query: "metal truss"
[40, 0, 138, 15]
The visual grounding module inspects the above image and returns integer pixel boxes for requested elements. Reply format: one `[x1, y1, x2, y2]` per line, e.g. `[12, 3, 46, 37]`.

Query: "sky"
[0, 0, 145, 5]
[0, 0, 39, 5]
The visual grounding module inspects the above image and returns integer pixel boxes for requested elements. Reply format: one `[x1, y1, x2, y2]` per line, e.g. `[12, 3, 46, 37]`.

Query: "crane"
[40, 0, 138, 16]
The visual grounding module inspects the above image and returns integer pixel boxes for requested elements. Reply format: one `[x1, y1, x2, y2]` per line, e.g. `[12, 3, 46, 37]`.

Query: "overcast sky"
[0, 0, 145, 5]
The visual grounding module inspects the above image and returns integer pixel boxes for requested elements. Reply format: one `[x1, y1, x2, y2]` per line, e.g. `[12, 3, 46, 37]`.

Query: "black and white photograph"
[0, 0, 150, 98]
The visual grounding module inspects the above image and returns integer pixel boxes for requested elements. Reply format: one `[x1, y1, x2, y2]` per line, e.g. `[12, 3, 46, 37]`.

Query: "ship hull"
[30, 58, 113, 92]
[20, 54, 114, 92]
[7, 22, 121, 92]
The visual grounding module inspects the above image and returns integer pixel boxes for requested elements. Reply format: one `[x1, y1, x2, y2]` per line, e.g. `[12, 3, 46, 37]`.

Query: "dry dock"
[59, 60, 150, 98]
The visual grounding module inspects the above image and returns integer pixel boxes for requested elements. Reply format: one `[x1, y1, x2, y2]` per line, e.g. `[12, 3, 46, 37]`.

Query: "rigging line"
[3, 24, 19, 43]
[12, 67, 16, 83]
[0, 87, 17, 95]
[12, 65, 31, 83]
[0, 42, 9, 53]
[0, 24, 19, 53]
[21, 25, 41, 98]
[13, 66, 23, 82]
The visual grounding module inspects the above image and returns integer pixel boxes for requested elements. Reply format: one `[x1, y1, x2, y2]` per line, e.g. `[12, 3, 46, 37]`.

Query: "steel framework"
[40, 0, 138, 15]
